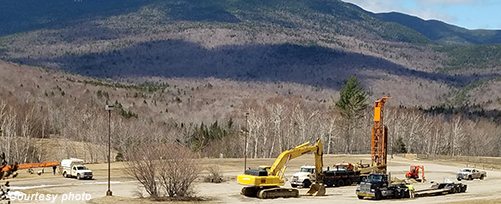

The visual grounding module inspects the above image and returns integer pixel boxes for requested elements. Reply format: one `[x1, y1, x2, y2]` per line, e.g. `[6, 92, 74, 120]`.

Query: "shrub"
[124, 143, 199, 199]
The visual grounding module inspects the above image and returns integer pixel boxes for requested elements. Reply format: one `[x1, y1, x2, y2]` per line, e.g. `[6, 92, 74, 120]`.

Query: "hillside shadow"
[25, 40, 483, 89]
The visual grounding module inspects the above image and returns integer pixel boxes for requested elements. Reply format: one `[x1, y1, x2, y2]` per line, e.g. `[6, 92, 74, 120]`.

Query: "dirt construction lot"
[5, 155, 501, 204]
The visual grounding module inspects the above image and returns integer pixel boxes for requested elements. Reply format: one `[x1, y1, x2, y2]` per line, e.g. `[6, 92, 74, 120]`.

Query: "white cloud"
[420, 0, 476, 5]
[342, 0, 456, 22]
[342, 0, 401, 13]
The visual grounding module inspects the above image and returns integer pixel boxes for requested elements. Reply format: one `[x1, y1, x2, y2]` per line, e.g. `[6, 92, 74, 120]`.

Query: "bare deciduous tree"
[125, 143, 199, 200]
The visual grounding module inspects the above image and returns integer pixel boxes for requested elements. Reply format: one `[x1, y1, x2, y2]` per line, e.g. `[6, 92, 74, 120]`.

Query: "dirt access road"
[5, 155, 501, 203]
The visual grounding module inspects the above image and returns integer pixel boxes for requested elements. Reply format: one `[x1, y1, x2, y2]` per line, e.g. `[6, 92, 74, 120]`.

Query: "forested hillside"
[0, 0, 500, 163]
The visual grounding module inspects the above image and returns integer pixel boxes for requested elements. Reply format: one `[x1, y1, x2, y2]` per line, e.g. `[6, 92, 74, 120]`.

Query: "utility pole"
[105, 103, 114, 196]
[244, 112, 249, 172]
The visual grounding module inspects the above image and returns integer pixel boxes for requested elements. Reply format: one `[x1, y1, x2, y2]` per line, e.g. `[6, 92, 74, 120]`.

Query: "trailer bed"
[414, 182, 467, 197]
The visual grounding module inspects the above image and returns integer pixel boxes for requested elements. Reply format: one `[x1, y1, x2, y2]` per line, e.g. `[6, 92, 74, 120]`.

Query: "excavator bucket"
[306, 183, 326, 196]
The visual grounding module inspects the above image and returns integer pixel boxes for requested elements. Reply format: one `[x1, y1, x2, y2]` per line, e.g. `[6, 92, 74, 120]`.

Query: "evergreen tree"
[335, 76, 368, 120]
[334, 76, 368, 153]
[392, 137, 408, 154]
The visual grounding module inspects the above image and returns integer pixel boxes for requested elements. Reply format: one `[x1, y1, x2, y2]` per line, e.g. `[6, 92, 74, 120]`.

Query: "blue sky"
[342, 0, 501, 30]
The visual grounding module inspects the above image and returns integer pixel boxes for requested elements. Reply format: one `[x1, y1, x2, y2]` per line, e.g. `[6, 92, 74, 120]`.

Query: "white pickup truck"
[61, 158, 93, 180]
[457, 168, 486, 181]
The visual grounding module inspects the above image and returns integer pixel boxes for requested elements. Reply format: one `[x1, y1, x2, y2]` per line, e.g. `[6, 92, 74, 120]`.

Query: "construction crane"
[237, 139, 326, 199]
[371, 96, 389, 173]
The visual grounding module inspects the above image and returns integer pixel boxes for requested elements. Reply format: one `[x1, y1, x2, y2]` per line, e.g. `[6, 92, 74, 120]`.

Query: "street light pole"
[105, 104, 114, 196]
[244, 112, 249, 172]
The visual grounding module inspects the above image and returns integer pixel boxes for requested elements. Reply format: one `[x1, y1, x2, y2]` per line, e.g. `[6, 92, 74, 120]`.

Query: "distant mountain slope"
[375, 12, 501, 44]
[0, 0, 500, 108]
[0, 0, 153, 36]
[0, 0, 428, 43]
[2, 0, 501, 45]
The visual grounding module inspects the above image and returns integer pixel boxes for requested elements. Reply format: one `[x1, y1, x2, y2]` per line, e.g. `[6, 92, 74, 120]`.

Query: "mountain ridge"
[0, 0, 500, 109]
[374, 11, 501, 44]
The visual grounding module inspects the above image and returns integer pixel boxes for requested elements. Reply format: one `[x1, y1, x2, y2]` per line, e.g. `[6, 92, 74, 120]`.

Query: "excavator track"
[258, 187, 299, 199]
[241, 186, 260, 197]
[241, 186, 299, 199]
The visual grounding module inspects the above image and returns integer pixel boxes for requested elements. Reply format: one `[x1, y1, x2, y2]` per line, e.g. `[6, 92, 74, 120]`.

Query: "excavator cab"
[244, 166, 270, 176]
[405, 165, 425, 182]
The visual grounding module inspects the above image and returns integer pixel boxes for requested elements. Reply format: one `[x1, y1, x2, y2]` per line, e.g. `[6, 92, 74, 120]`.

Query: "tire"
[480, 175, 485, 180]
[291, 184, 298, 188]
[357, 195, 364, 200]
[457, 177, 461, 181]
[336, 179, 345, 187]
[343, 179, 351, 186]
[401, 190, 410, 198]
[452, 186, 458, 193]
[325, 180, 334, 187]
[375, 190, 382, 200]
[77, 174, 81, 180]
[468, 175, 472, 180]
[63, 172, 67, 178]
[303, 180, 311, 188]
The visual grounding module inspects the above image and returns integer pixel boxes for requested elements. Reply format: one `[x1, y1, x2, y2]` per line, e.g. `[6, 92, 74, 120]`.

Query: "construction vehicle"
[355, 96, 390, 179]
[414, 181, 467, 197]
[237, 139, 326, 199]
[356, 97, 468, 200]
[356, 173, 412, 200]
[323, 163, 360, 187]
[370, 96, 389, 174]
[356, 173, 467, 200]
[291, 163, 360, 188]
[1, 157, 59, 178]
[406, 165, 425, 182]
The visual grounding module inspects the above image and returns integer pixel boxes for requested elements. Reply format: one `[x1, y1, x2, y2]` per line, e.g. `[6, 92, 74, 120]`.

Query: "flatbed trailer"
[323, 169, 360, 187]
[357, 173, 467, 200]
[414, 182, 467, 197]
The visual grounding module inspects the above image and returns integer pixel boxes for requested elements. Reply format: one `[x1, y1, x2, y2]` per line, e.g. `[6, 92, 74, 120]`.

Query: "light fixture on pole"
[244, 112, 249, 172]
[105, 103, 114, 196]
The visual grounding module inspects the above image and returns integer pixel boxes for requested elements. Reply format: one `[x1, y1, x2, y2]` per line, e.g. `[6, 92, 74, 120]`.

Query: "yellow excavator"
[237, 139, 326, 199]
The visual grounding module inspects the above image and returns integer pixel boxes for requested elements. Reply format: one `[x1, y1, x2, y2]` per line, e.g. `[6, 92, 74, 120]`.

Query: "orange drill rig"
[358, 96, 390, 176]
[371, 96, 389, 173]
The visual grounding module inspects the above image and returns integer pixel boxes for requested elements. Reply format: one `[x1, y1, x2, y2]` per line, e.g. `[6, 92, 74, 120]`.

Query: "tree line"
[1, 77, 500, 164]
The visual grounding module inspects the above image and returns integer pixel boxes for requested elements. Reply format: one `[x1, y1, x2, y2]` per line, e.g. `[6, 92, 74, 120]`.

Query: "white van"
[61, 158, 93, 180]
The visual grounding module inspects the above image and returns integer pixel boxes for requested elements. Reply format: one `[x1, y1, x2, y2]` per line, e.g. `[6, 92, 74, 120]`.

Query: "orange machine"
[1, 153, 18, 179]
[1, 152, 59, 179]
[371, 96, 389, 173]
[2, 161, 59, 178]
[17, 162, 59, 170]
[406, 165, 425, 182]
